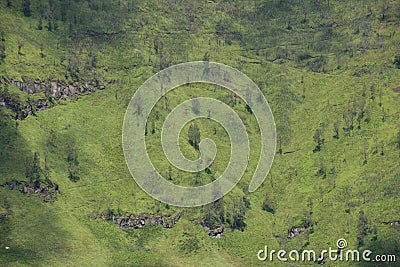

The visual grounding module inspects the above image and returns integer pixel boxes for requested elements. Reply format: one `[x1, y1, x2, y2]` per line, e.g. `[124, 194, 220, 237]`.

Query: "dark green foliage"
[0, 0, 399, 265]
[46, 129, 57, 150]
[22, 0, 31, 17]
[37, 17, 43, 30]
[0, 42, 5, 60]
[307, 55, 327, 73]
[226, 197, 247, 231]
[188, 123, 200, 150]
[17, 41, 23, 57]
[203, 52, 210, 62]
[297, 52, 312, 61]
[167, 166, 172, 181]
[313, 128, 324, 152]
[245, 104, 253, 114]
[393, 55, 400, 69]
[178, 232, 200, 254]
[66, 141, 79, 182]
[262, 194, 275, 214]
[204, 199, 224, 229]
[357, 210, 369, 248]
[25, 152, 42, 184]
[333, 121, 339, 139]
[397, 127, 400, 149]
[316, 156, 326, 178]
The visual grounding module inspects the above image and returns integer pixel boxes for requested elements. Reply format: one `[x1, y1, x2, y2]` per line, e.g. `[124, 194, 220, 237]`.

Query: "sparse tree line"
[203, 195, 250, 232]
[311, 81, 399, 166]
[23, 130, 80, 185]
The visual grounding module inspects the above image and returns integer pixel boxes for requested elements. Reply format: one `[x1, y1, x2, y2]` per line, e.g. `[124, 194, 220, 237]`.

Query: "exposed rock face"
[195, 220, 225, 238]
[0, 212, 7, 220]
[2, 180, 60, 202]
[287, 222, 313, 239]
[7, 78, 105, 99]
[0, 77, 106, 119]
[382, 220, 400, 227]
[96, 212, 181, 229]
[204, 226, 224, 238]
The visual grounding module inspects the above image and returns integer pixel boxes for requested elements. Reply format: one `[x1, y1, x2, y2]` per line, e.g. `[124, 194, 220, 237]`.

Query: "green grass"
[1, 0, 400, 266]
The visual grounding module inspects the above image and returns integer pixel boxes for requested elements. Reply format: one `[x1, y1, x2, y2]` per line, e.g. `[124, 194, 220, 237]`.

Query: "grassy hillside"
[0, 0, 399, 266]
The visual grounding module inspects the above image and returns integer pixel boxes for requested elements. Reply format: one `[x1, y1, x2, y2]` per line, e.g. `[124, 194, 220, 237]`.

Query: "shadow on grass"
[355, 228, 400, 266]
[0, 109, 71, 265]
[0, 189, 72, 266]
[0, 108, 30, 182]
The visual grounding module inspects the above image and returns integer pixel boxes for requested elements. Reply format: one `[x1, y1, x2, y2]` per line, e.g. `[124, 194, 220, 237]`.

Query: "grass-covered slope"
[0, 1, 399, 266]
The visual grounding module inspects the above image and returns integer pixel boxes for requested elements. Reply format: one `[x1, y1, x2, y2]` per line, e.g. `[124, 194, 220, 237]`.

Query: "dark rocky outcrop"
[0, 77, 106, 119]
[287, 222, 313, 239]
[2, 180, 60, 202]
[204, 225, 224, 238]
[95, 212, 181, 229]
[382, 220, 400, 227]
[0, 212, 8, 220]
[7, 77, 105, 98]
[193, 220, 225, 238]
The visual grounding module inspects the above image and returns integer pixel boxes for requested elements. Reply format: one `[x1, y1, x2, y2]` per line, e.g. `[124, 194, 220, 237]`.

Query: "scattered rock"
[2, 180, 60, 202]
[95, 212, 181, 229]
[317, 256, 327, 265]
[193, 219, 226, 238]
[0, 77, 107, 119]
[206, 226, 224, 238]
[287, 222, 313, 239]
[382, 220, 400, 227]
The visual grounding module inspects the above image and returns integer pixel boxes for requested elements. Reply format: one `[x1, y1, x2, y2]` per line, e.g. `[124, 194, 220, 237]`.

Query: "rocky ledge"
[193, 220, 225, 238]
[95, 212, 181, 229]
[382, 220, 400, 227]
[0, 77, 106, 119]
[2, 180, 60, 202]
[287, 222, 313, 239]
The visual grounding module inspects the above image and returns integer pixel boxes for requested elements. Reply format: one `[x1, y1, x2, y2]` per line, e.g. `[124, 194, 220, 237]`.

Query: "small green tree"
[357, 210, 368, 248]
[316, 156, 326, 178]
[46, 129, 57, 149]
[67, 141, 80, 182]
[262, 193, 275, 214]
[25, 152, 42, 184]
[333, 121, 339, 139]
[38, 17, 43, 30]
[0, 42, 5, 60]
[17, 41, 23, 57]
[167, 166, 173, 181]
[397, 127, 400, 149]
[188, 123, 200, 150]
[313, 128, 324, 152]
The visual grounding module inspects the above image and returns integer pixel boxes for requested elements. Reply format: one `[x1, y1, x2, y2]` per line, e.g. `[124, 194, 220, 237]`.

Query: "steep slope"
[0, 1, 399, 266]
